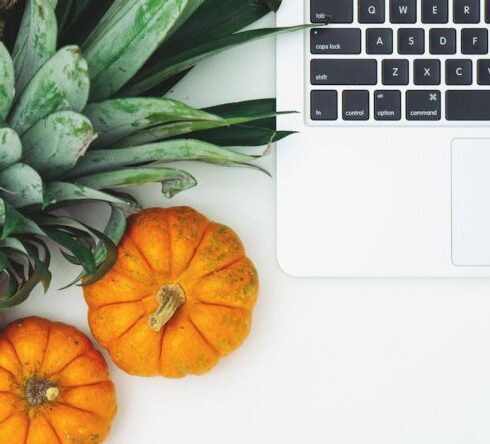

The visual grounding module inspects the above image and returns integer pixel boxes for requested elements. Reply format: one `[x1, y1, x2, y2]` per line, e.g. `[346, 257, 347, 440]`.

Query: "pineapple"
[0, 0, 302, 307]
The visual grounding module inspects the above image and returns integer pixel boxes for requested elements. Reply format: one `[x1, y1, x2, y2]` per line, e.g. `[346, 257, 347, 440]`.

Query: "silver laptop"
[276, 0, 490, 276]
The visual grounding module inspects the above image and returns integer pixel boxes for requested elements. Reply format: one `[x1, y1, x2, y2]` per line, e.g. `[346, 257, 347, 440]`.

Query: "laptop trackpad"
[452, 139, 490, 266]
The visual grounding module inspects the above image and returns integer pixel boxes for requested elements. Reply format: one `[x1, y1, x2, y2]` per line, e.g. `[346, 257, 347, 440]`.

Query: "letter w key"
[390, 0, 417, 23]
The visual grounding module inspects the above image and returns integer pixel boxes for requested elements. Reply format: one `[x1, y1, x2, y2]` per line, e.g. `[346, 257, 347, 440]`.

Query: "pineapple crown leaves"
[0, 0, 302, 308]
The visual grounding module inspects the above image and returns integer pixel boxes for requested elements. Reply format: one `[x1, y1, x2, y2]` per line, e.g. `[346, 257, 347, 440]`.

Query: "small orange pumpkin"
[84, 207, 259, 378]
[0, 316, 117, 444]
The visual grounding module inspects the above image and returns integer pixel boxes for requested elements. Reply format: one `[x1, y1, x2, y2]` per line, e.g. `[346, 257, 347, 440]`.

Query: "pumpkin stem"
[46, 387, 59, 402]
[148, 284, 186, 332]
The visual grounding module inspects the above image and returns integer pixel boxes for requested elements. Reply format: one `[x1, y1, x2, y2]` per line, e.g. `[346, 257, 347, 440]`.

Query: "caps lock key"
[311, 29, 361, 54]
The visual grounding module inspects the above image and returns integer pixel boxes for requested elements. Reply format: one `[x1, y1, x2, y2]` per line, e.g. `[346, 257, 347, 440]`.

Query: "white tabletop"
[6, 14, 490, 444]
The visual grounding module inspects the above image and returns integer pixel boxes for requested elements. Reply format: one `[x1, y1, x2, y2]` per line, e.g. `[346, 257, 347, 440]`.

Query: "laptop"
[276, 0, 490, 277]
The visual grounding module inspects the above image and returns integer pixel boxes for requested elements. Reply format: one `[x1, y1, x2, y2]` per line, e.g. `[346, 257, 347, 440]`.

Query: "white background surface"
[5, 14, 490, 444]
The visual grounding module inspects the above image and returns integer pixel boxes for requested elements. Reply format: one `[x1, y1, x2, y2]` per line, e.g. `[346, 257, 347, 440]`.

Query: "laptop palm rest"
[452, 139, 490, 266]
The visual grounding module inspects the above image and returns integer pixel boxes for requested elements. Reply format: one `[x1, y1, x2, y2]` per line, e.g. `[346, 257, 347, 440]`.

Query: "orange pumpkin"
[84, 207, 259, 378]
[0, 316, 117, 444]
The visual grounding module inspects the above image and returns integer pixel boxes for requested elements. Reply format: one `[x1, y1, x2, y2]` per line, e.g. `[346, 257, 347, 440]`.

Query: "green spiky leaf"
[44, 182, 141, 212]
[118, 105, 289, 146]
[123, 25, 308, 97]
[83, 0, 206, 101]
[65, 139, 267, 178]
[75, 167, 198, 199]
[139, 0, 284, 95]
[56, 0, 91, 33]
[42, 226, 96, 275]
[84, 97, 221, 147]
[2, 202, 45, 238]
[187, 124, 296, 147]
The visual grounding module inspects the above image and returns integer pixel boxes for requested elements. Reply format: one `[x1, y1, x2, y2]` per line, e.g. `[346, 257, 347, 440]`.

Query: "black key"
[311, 0, 353, 23]
[477, 59, 490, 84]
[390, 0, 417, 23]
[430, 28, 456, 54]
[342, 90, 370, 120]
[406, 90, 441, 121]
[462, 29, 488, 54]
[446, 90, 490, 120]
[311, 29, 361, 54]
[382, 59, 409, 85]
[311, 90, 338, 120]
[486, 0, 490, 22]
[374, 90, 401, 120]
[311, 59, 377, 85]
[453, 0, 480, 23]
[366, 29, 393, 54]
[446, 59, 473, 84]
[414, 59, 441, 85]
[398, 29, 425, 54]
[359, 0, 385, 23]
[422, 0, 449, 23]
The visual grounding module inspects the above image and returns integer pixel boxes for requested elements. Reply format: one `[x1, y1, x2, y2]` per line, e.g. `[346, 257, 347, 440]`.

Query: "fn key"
[311, 90, 338, 120]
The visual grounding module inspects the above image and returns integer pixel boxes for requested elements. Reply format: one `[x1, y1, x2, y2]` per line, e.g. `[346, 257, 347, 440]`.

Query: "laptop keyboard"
[308, 0, 490, 123]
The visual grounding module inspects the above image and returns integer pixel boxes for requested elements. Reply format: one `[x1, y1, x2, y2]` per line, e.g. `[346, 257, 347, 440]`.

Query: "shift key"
[311, 59, 377, 85]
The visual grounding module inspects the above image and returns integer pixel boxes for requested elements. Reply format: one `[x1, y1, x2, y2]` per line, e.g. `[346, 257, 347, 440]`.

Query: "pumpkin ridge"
[45, 351, 85, 378]
[24, 419, 34, 444]
[127, 229, 162, 276]
[88, 298, 148, 312]
[191, 300, 252, 312]
[112, 236, 157, 286]
[0, 411, 14, 428]
[187, 316, 220, 356]
[57, 379, 110, 392]
[0, 390, 15, 395]
[53, 400, 102, 419]
[0, 414, 28, 442]
[186, 255, 246, 285]
[112, 266, 154, 287]
[38, 325, 52, 376]
[43, 413, 63, 444]
[85, 270, 155, 308]
[105, 313, 146, 346]
[172, 217, 212, 281]
[2, 337, 22, 374]
[0, 364, 17, 381]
